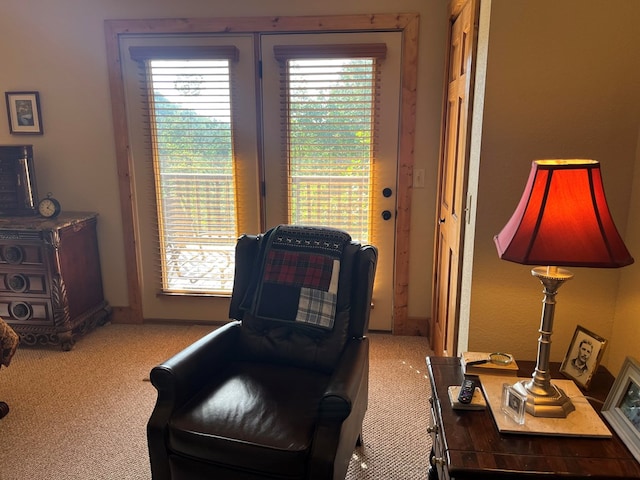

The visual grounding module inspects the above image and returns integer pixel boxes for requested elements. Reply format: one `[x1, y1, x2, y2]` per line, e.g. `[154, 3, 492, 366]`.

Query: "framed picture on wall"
[560, 325, 607, 390]
[602, 356, 640, 463]
[5, 91, 43, 134]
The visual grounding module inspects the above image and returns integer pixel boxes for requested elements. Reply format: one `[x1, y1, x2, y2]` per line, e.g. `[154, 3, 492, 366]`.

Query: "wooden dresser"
[0, 212, 110, 350]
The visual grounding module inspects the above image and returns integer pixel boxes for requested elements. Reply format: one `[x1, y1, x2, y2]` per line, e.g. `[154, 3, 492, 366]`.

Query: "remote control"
[457, 375, 477, 404]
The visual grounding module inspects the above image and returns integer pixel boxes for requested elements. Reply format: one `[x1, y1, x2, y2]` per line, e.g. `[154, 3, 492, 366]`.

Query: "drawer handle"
[2, 245, 24, 265]
[10, 301, 32, 321]
[427, 425, 439, 434]
[430, 455, 445, 467]
[6, 273, 28, 293]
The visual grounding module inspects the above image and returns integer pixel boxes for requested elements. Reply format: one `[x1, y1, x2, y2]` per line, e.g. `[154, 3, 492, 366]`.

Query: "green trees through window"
[146, 56, 378, 292]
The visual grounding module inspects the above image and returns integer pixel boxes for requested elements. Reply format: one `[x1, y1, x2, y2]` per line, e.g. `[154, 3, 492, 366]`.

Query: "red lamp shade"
[494, 159, 634, 267]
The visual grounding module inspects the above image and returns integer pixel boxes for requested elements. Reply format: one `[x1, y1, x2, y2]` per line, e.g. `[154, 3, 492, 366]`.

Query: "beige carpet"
[0, 323, 432, 479]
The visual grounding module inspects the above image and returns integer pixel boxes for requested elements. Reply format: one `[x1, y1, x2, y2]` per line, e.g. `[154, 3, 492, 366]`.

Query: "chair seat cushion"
[168, 361, 330, 477]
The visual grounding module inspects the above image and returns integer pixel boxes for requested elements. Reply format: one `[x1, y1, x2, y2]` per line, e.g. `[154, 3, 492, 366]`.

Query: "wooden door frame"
[104, 14, 420, 332]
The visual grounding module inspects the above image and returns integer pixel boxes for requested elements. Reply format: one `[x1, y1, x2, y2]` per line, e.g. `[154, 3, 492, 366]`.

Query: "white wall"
[468, 0, 640, 369]
[0, 0, 448, 321]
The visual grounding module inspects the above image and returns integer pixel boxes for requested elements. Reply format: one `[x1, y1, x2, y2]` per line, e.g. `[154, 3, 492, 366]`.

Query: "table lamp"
[494, 159, 634, 417]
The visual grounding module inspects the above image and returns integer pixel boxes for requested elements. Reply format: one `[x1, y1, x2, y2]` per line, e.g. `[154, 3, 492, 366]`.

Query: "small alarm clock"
[38, 193, 62, 218]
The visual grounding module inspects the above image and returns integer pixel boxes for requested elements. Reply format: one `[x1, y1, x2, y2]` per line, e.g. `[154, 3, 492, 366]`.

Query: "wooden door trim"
[104, 14, 420, 331]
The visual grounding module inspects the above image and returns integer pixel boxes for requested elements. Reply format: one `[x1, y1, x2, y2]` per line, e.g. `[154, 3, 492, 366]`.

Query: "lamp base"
[513, 379, 575, 418]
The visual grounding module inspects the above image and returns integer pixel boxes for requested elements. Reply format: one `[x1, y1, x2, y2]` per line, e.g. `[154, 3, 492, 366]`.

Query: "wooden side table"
[426, 356, 640, 479]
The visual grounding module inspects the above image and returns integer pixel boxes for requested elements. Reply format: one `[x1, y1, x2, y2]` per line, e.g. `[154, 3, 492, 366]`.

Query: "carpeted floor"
[0, 323, 432, 479]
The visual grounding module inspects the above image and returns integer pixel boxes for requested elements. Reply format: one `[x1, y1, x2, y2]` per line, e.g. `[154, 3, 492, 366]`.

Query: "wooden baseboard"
[394, 316, 430, 336]
[108, 306, 138, 324]
[108, 307, 431, 339]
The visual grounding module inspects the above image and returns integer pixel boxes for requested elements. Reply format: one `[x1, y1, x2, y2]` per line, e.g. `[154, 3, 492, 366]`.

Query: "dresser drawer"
[0, 298, 53, 325]
[0, 242, 46, 267]
[0, 271, 48, 295]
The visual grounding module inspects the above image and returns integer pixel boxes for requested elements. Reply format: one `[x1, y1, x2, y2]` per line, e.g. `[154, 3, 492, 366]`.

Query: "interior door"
[260, 32, 402, 331]
[432, 0, 479, 356]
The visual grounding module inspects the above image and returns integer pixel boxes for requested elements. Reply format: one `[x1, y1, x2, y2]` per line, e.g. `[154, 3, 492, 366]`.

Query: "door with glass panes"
[119, 32, 401, 331]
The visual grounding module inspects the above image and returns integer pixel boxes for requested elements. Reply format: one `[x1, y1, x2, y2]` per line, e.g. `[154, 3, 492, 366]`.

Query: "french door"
[119, 31, 401, 330]
[261, 33, 401, 331]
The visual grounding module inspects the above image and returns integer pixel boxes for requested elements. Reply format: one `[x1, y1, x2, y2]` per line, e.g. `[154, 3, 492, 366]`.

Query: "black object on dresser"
[0, 212, 110, 350]
[0, 145, 38, 216]
[426, 356, 640, 480]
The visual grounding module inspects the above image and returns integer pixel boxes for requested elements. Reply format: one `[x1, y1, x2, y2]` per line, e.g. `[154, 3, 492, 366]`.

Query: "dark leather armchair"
[148, 225, 377, 480]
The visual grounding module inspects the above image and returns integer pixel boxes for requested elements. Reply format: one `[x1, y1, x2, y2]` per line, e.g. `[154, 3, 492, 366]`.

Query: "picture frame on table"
[602, 356, 640, 463]
[560, 325, 607, 390]
[5, 91, 43, 134]
[501, 382, 526, 425]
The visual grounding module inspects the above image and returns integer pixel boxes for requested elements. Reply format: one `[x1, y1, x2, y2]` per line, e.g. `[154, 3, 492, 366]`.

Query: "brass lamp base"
[516, 266, 576, 418]
[513, 379, 575, 418]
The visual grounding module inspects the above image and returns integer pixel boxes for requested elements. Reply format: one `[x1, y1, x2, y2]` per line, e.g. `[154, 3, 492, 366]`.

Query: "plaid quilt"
[242, 225, 351, 330]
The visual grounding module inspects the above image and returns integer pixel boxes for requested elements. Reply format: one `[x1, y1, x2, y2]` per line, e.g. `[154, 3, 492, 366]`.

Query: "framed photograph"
[560, 325, 607, 389]
[602, 356, 640, 463]
[5, 91, 43, 134]
[501, 382, 526, 425]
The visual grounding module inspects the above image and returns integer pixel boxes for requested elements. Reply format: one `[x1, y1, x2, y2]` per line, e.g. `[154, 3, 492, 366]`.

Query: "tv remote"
[457, 375, 477, 404]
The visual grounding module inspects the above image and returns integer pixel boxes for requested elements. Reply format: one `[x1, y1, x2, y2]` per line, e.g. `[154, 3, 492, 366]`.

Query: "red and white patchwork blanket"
[241, 225, 351, 330]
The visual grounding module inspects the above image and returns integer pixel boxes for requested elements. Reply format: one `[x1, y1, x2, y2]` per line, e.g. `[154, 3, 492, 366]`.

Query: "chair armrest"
[310, 337, 369, 479]
[147, 320, 241, 480]
[149, 321, 241, 413]
[319, 336, 369, 421]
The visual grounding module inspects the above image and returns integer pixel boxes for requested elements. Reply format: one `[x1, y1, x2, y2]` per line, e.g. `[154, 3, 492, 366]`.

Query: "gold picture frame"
[560, 325, 607, 390]
[5, 91, 43, 135]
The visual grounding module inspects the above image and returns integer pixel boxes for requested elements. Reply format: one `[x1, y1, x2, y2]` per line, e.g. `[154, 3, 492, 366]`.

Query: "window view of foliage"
[146, 57, 378, 291]
[287, 58, 375, 243]
[149, 59, 236, 292]
[151, 60, 235, 241]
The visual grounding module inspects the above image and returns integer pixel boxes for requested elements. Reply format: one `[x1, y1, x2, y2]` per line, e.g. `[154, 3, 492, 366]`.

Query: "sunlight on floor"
[351, 452, 368, 470]
[402, 359, 430, 380]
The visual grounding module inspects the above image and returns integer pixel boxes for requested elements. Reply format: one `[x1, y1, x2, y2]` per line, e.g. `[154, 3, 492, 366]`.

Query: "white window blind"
[130, 46, 239, 294]
[274, 44, 386, 244]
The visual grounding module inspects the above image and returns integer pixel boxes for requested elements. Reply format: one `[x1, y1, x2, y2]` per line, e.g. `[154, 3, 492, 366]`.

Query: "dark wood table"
[426, 356, 640, 479]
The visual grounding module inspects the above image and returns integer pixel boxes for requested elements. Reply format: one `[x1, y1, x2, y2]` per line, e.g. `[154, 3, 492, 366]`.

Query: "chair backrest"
[229, 225, 377, 373]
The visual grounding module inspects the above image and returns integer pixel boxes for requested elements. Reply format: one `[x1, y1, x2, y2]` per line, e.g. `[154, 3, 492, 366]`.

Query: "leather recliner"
[147, 225, 377, 480]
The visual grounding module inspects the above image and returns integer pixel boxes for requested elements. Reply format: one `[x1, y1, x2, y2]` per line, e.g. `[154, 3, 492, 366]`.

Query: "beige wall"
[468, 0, 640, 371]
[0, 1, 448, 321]
[611, 129, 640, 375]
[3, 0, 638, 366]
